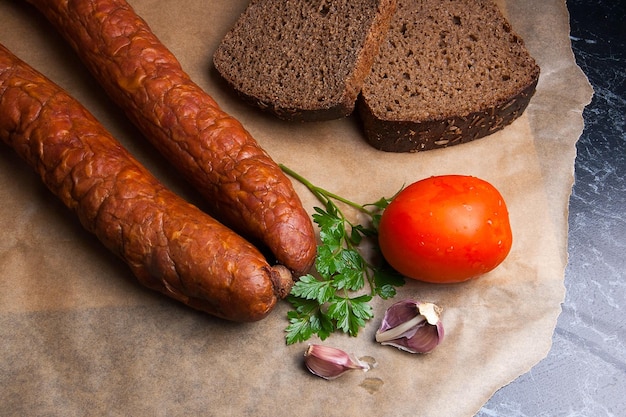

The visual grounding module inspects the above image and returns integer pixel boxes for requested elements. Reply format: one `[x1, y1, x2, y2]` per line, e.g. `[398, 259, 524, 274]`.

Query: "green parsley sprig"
[280, 164, 405, 344]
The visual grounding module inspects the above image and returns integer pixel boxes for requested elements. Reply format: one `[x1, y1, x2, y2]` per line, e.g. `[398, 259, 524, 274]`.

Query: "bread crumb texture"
[362, 0, 539, 121]
[214, 0, 393, 119]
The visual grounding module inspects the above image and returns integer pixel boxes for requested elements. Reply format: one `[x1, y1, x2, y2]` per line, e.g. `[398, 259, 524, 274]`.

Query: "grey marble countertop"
[478, 0, 626, 415]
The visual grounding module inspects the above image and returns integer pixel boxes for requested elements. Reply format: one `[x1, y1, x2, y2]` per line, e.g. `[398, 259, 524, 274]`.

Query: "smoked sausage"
[0, 43, 293, 322]
[25, 0, 317, 276]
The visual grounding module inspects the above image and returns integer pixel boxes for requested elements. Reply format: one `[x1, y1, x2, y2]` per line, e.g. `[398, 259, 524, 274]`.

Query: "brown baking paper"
[0, 1, 593, 416]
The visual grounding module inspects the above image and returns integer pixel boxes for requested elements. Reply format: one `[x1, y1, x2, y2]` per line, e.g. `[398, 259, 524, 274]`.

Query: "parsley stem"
[280, 164, 404, 344]
[280, 164, 375, 216]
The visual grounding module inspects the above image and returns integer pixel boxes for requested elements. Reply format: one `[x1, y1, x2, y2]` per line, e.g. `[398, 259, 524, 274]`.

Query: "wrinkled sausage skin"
[26, 0, 317, 277]
[0, 43, 294, 322]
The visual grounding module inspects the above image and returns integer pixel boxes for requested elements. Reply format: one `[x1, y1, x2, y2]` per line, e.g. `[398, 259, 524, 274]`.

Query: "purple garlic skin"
[304, 344, 369, 380]
[375, 299, 444, 354]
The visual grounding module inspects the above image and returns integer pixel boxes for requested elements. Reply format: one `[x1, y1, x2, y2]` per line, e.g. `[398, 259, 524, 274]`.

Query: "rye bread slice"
[213, 0, 396, 121]
[358, 0, 540, 152]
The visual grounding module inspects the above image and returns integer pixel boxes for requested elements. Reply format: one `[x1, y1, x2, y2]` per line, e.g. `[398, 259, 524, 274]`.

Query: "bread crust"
[0, 43, 293, 322]
[359, 76, 539, 152]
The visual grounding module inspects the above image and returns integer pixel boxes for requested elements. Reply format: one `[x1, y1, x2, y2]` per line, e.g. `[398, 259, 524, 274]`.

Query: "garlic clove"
[375, 299, 444, 354]
[304, 344, 369, 380]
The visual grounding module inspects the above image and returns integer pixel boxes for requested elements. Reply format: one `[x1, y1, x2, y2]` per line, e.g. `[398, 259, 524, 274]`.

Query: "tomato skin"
[378, 175, 512, 284]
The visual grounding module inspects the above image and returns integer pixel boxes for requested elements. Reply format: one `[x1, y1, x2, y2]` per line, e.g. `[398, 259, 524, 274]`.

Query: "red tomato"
[378, 175, 512, 284]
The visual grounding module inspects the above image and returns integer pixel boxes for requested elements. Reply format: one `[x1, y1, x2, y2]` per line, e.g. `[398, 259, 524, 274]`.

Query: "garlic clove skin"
[304, 344, 369, 380]
[375, 300, 444, 354]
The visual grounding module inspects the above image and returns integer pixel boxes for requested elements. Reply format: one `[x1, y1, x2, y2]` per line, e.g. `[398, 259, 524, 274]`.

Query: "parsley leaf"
[280, 164, 406, 344]
[290, 274, 335, 304]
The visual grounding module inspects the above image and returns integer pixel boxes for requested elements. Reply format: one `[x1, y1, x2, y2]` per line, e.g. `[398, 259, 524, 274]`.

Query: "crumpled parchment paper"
[0, 1, 593, 416]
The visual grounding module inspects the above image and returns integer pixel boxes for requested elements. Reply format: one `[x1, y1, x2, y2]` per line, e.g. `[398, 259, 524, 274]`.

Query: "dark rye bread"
[213, 0, 396, 121]
[358, 0, 540, 152]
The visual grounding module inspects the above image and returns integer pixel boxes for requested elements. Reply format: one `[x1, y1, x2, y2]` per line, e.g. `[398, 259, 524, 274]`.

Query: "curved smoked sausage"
[26, 0, 317, 276]
[0, 43, 293, 322]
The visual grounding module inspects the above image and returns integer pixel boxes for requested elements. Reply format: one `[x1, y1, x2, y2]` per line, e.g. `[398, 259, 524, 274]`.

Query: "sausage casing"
[26, 0, 317, 276]
[0, 43, 293, 322]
